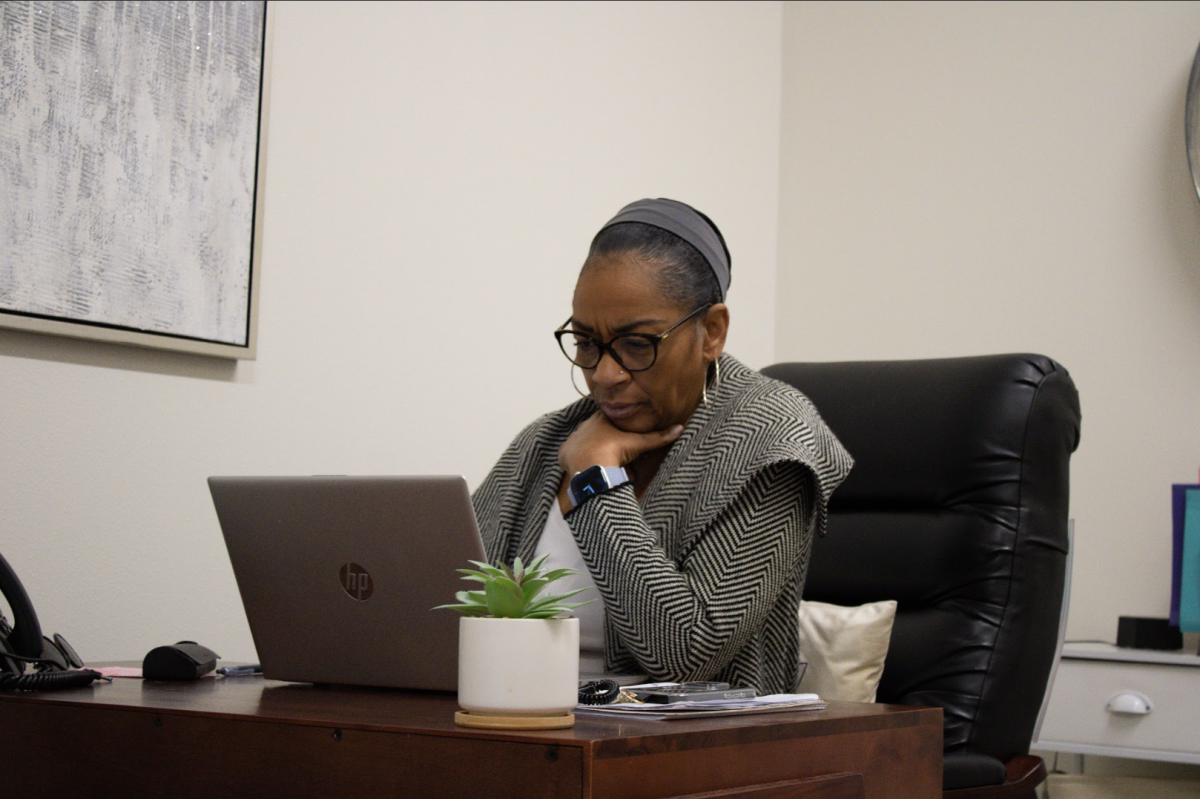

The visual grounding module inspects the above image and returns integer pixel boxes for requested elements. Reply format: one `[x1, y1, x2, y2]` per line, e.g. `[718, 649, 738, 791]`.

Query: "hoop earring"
[702, 358, 720, 406]
[570, 363, 592, 400]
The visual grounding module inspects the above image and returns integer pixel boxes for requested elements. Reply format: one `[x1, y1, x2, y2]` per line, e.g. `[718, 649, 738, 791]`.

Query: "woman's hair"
[585, 211, 731, 308]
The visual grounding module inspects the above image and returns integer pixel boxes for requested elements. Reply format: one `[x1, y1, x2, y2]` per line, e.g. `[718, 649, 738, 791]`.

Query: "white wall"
[0, 0, 782, 661]
[778, 1, 1200, 642]
[13, 0, 1192, 684]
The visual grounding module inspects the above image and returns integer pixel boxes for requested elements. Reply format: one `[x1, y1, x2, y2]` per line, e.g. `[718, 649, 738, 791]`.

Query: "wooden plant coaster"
[454, 710, 575, 730]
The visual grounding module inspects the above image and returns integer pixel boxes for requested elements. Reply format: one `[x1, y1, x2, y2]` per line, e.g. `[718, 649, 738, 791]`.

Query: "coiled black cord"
[0, 668, 102, 691]
[577, 679, 621, 705]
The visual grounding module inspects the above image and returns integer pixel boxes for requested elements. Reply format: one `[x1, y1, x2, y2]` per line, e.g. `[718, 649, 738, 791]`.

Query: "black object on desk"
[1117, 616, 1183, 651]
[142, 641, 219, 680]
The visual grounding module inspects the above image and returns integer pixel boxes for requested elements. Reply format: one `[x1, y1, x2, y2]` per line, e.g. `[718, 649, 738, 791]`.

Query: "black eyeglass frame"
[554, 304, 712, 373]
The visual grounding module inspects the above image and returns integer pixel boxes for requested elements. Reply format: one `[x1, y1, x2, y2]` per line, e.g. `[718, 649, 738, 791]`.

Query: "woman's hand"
[558, 412, 684, 476]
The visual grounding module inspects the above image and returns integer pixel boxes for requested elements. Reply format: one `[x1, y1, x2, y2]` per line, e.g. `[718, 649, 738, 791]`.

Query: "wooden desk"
[0, 676, 941, 798]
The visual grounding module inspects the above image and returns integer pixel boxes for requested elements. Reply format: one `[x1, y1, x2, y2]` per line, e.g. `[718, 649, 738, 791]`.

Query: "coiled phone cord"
[0, 668, 103, 690]
[577, 679, 621, 705]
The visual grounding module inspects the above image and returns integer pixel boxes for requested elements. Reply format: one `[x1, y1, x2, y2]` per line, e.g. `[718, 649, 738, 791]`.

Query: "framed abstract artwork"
[0, 1, 269, 359]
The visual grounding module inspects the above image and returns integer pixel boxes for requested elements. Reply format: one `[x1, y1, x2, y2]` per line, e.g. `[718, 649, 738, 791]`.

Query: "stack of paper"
[577, 693, 825, 720]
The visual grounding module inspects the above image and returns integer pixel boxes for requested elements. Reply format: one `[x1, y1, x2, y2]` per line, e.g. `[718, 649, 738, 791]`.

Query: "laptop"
[208, 475, 485, 691]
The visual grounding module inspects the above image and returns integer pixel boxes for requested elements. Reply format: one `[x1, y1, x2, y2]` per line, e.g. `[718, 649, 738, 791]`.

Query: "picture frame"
[0, 1, 271, 360]
[1188, 37, 1200, 210]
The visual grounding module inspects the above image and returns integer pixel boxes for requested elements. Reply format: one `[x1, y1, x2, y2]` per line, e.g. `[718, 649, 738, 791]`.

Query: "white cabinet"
[1035, 643, 1200, 765]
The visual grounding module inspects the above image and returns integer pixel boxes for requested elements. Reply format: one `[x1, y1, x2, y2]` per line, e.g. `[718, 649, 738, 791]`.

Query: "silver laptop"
[208, 475, 485, 691]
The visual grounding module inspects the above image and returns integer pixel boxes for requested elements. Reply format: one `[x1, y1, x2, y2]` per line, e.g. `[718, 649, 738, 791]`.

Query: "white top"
[534, 500, 646, 681]
[1062, 642, 1200, 667]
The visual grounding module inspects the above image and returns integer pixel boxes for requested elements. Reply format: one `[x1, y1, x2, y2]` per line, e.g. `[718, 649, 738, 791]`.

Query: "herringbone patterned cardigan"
[471, 355, 852, 694]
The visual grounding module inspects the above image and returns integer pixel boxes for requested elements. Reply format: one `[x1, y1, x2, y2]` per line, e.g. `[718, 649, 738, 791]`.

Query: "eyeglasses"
[554, 304, 711, 373]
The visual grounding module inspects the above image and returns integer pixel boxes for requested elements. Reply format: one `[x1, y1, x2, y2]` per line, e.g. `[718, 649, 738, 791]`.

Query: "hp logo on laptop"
[339, 563, 374, 601]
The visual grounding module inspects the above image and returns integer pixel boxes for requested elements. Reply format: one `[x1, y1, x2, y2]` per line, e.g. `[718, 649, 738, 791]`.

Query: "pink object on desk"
[93, 666, 143, 678]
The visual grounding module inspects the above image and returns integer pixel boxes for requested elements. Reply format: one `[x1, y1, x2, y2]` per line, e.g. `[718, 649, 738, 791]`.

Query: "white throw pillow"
[797, 599, 898, 703]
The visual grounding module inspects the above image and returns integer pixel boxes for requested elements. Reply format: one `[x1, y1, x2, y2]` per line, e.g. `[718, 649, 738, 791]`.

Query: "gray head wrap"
[597, 198, 731, 301]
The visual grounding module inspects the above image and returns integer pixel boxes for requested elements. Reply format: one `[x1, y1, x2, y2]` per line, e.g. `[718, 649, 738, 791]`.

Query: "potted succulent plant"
[436, 555, 591, 728]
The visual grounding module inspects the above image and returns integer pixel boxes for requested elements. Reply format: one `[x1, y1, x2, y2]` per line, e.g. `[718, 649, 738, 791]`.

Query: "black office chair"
[763, 354, 1081, 798]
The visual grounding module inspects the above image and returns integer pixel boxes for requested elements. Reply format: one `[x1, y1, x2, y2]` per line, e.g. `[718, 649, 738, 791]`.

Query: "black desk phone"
[1, 551, 101, 690]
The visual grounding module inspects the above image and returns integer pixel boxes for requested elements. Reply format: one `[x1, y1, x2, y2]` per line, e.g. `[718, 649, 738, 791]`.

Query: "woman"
[472, 199, 852, 694]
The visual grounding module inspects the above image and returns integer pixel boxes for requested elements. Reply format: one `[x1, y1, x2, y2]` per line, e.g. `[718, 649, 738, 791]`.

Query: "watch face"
[570, 465, 627, 508]
[570, 465, 608, 506]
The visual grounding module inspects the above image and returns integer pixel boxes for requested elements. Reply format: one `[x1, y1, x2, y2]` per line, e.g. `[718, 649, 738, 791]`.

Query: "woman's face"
[570, 253, 727, 434]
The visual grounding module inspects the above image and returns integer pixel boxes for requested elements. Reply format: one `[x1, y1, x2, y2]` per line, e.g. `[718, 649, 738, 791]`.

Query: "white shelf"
[1034, 739, 1200, 766]
[1062, 642, 1200, 667]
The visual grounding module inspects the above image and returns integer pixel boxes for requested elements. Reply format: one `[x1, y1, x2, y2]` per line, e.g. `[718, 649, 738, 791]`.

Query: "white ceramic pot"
[457, 616, 579, 717]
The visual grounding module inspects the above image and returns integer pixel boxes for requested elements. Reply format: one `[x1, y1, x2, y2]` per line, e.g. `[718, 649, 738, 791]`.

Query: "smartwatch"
[568, 465, 630, 509]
